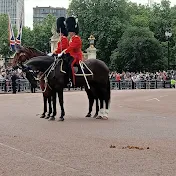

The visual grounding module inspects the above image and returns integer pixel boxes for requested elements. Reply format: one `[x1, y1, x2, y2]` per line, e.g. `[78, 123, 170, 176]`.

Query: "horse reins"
[37, 57, 62, 93]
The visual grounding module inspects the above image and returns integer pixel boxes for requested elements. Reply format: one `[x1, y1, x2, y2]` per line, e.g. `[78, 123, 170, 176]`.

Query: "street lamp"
[165, 29, 172, 70]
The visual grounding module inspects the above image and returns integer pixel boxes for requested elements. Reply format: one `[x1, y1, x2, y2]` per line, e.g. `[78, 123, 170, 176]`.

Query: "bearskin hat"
[66, 17, 79, 34]
[56, 17, 68, 36]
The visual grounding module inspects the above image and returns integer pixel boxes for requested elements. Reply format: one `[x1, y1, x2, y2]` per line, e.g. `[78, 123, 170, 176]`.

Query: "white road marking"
[0, 142, 92, 175]
[159, 95, 168, 98]
[146, 98, 160, 102]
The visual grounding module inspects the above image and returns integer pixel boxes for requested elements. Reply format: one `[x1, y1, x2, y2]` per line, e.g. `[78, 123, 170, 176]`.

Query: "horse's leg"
[86, 97, 94, 117]
[58, 89, 65, 121]
[48, 91, 56, 121]
[103, 80, 111, 120]
[96, 99, 104, 119]
[103, 98, 109, 120]
[48, 96, 52, 115]
[40, 94, 47, 118]
[93, 98, 99, 118]
[85, 90, 94, 117]
[45, 96, 52, 119]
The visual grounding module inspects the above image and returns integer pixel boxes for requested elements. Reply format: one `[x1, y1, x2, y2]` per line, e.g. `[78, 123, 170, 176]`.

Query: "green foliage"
[68, 0, 176, 71]
[110, 27, 164, 72]
[0, 14, 12, 57]
[68, 0, 129, 64]
[32, 14, 56, 52]
[21, 27, 34, 47]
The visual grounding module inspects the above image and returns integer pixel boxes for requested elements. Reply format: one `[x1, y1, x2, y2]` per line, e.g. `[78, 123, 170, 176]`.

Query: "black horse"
[25, 54, 111, 121]
[12, 45, 101, 119]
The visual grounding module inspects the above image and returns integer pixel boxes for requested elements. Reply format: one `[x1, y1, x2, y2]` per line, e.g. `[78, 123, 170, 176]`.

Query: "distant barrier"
[110, 80, 172, 90]
[0, 79, 83, 93]
[0, 79, 173, 93]
[0, 79, 32, 93]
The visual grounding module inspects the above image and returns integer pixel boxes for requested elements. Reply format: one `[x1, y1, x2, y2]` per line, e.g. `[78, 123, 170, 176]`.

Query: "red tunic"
[65, 35, 83, 64]
[54, 36, 69, 54]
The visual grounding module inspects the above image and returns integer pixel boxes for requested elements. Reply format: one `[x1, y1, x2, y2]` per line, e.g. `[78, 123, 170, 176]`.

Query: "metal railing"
[0, 79, 173, 93]
[0, 79, 84, 93]
[110, 80, 172, 90]
[0, 79, 32, 93]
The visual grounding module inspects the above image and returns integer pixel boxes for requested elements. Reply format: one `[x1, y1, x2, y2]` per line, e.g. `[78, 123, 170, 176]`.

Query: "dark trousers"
[12, 83, 16, 94]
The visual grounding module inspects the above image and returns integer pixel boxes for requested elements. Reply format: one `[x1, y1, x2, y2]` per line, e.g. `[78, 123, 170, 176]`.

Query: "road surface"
[0, 89, 176, 176]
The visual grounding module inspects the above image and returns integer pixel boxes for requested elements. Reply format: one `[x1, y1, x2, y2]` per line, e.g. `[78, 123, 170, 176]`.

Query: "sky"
[25, 0, 69, 28]
[24, 0, 176, 28]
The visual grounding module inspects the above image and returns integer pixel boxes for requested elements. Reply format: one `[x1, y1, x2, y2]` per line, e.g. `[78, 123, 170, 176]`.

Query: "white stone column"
[86, 47, 97, 59]
[50, 34, 59, 52]
[86, 35, 97, 59]
[50, 23, 59, 52]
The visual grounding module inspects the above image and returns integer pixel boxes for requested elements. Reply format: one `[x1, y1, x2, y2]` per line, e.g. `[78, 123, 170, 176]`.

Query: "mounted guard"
[15, 15, 110, 121]
[48, 17, 69, 56]
[62, 16, 83, 86]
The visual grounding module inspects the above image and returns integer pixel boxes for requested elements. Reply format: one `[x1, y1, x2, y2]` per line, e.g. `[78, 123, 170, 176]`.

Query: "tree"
[21, 27, 34, 47]
[32, 14, 56, 52]
[68, 0, 129, 64]
[110, 27, 164, 72]
[0, 14, 12, 58]
[128, 3, 151, 28]
[149, 0, 172, 42]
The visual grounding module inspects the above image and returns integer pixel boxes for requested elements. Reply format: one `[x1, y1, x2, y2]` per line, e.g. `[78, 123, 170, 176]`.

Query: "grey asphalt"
[0, 89, 176, 176]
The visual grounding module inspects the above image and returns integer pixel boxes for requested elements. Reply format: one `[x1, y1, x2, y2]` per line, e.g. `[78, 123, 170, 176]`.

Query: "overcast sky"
[24, 0, 176, 28]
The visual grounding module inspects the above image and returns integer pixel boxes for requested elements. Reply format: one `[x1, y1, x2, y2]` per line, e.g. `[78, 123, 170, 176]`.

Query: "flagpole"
[60, 28, 62, 52]
[16, 8, 23, 46]
[8, 14, 15, 52]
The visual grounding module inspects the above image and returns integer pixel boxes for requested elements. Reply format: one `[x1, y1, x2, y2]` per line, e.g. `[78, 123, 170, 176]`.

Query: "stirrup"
[69, 79, 72, 87]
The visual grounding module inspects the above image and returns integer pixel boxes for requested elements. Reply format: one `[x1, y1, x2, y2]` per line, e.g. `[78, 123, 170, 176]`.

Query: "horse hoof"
[45, 115, 50, 119]
[61, 112, 65, 117]
[58, 118, 64, 122]
[93, 114, 98, 118]
[96, 116, 103, 119]
[48, 117, 55, 121]
[85, 113, 91, 117]
[40, 114, 45, 118]
[102, 116, 108, 120]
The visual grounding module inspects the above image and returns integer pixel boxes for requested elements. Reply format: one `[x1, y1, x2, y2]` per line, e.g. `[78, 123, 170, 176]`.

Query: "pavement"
[0, 89, 176, 176]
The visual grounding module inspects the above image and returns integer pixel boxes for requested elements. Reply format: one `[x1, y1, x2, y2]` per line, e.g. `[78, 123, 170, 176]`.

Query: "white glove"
[57, 52, 63, 58]
[47, 53, 53, 56]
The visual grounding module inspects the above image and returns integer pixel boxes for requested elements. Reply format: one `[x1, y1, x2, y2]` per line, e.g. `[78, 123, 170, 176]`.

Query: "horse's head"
[12, 45, 28, 68]
[12, 44, 46, 69]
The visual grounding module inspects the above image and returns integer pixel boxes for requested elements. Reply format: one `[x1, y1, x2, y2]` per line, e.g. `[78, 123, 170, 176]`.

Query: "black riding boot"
[68, 60, 74, 87]
[68, 68, 73, 87]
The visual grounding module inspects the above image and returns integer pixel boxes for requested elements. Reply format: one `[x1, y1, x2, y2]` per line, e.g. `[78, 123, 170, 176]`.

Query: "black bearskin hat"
[56, 17, 68, 36]
[66, 17, 79, 34]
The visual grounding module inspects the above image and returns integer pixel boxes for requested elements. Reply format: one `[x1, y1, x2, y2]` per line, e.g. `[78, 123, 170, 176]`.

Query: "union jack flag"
[16, 13, 23, 45]
[8, 15, 15, 51]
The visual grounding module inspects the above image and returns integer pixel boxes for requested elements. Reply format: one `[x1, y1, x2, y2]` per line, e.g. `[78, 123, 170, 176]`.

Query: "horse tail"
[107, 78, 111, 101]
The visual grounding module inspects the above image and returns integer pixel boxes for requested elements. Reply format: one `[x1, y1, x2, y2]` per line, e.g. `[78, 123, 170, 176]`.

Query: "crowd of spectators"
[1, 68, 176, 93]
[0, 67, 35, 93]
[109, 71, 176, 82]
[0, 67, 25, 81]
